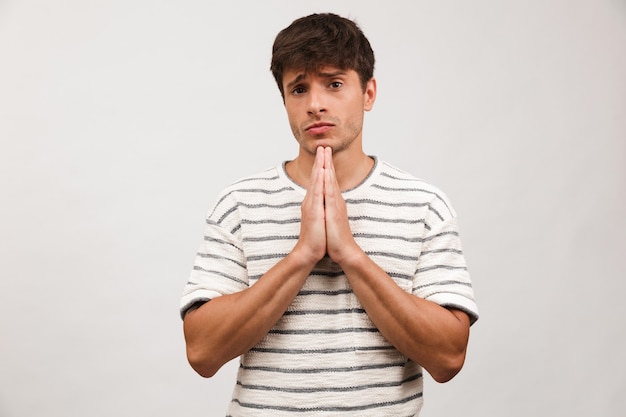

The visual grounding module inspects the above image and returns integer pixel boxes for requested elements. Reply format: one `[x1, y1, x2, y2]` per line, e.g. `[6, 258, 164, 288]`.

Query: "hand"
[321, 147, 361, 264]
[293, 147, 327, 265]
[294, 147, 362, 266]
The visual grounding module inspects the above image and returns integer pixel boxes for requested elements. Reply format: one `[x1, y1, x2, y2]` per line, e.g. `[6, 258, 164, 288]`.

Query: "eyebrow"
[318, 70, 347, 79]
[285, 70, 348, 91]
[285, 73, 307, 91]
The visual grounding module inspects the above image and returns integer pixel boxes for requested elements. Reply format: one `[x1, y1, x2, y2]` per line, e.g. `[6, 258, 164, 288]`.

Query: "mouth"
[305, 122, 334, 135]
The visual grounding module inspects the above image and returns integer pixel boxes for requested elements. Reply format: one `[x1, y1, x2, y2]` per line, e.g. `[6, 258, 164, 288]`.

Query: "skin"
[184, 66, 471, 383]
[283, 66, 376, 190]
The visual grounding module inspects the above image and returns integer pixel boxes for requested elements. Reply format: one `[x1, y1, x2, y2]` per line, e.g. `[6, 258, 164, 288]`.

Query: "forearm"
[183, 250, 315, 377]
[340, 250, 470, 383]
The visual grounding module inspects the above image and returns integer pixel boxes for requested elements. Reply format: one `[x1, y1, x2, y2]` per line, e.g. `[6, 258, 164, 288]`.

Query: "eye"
[291, 86, 306, 95]
[329, 81, 343, 89]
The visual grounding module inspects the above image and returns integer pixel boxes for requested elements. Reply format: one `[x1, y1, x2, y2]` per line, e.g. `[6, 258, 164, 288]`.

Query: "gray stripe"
[416, 265, 468, 274]
[243, 235, 299, 242]
[250, 345, 396, 355]
[239, 201, 301, 210]
[197, 252, 246, 269]
[241, 360, 408, 374]
[211, 185, 293, 217]
[252, 271, 412, 282]
[297, 289, 352, 296]
[424, 290, 476, 302]
[420, 248, 463, 256]
[203, 235, 243, 252]
[237, 372, 422, 393]
[349, 215, 431, 230]
[254, 269, 346, 280]
[191, 266, 247, 286]
[388, 271, 413, 281]
[283, 308, 365, 316]
[247, 253, 288, 262]
[232, 392, 422, 413]
[217, 205, 237, 224]
[232, 174, 280, 185]
[346, 198, 444, 221]
[423, 230, 460, 242]
[206, 217, 242, 236]
[256, 272, 410, 282]
[310, 269, 345, 278]
[250, 271, 345, 281]
[379, 171, 417, 182]
[354, 232, 424, 243]
[241, 218, 301, 225]
[269, 327, 378, 335]
[366, 251, 419, 261]
[415, 279, 473, 289]
[236, 186, 294, 194]
[252, 265, 347, 280]
[372, 180, 452, 215]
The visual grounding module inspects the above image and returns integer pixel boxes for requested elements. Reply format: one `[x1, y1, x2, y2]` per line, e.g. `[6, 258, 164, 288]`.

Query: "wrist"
[330, 241, 366, 269]
[288, 243, 323, 271]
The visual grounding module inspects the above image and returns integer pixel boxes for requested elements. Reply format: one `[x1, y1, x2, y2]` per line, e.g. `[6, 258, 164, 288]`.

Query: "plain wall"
[1, 0, 625, 416]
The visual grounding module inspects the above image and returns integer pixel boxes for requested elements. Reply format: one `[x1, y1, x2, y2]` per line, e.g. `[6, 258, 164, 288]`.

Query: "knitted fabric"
[181, 158, 478, 416]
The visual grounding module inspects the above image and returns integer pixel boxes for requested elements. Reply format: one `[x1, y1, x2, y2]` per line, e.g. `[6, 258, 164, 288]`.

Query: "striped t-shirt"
[181, 157, 478, 416]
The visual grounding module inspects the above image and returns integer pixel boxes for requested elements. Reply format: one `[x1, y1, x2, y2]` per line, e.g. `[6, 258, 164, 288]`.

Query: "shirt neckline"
[278, 156, 380, 196]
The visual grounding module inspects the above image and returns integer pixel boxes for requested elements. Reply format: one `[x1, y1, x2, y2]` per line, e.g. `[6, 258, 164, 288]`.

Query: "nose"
[306, 85, 326, 116]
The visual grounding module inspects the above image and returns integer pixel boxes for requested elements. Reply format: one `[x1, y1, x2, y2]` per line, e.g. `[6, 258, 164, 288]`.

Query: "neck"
[286, 147, 374, 191]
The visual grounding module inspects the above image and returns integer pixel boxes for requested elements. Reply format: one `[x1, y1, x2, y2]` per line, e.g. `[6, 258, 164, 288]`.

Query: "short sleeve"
[413, 192, 479, 325]
[180, 192, 249, 319]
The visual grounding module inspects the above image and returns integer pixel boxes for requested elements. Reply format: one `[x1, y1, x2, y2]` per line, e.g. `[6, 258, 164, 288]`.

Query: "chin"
[313, 144, 336, 154]
[312, 137, 339, 150]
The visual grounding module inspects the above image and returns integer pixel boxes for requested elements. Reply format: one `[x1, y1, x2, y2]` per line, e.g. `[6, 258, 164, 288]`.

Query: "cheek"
[289, 122, 301, 140]
[345, 107, 364, 131]
[285, 109, 302, 137]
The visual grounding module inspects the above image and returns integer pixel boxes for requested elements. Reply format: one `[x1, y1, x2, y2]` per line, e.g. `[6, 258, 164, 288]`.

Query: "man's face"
[282, 66, 376, 156]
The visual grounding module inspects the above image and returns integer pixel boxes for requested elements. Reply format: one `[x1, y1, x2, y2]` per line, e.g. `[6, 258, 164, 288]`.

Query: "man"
[181, 13, 478, 416]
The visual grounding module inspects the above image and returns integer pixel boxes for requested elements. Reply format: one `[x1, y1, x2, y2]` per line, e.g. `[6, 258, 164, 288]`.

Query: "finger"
[309, 147, 325, 205]
[307, 147, 323, 193]
[323, 147, 340, 196]
[298, 148, 328, 262]
[317, 145, 325, 165]
[311, 146, 324, 179]
[324, 147, 333, 171]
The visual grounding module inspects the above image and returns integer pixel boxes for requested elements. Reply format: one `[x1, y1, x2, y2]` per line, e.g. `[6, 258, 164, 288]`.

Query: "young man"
[181, 13, 478, 416]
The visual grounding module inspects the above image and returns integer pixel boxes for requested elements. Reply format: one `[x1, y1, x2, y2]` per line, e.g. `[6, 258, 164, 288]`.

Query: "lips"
[305, 122, 334, 135]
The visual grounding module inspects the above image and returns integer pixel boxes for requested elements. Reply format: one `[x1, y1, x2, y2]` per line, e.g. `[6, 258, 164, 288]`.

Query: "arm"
[336, 251, 470, 383]
[183, 150, 328, 378]
[183, 250, 316, 377]
[322, 148, 471, 383]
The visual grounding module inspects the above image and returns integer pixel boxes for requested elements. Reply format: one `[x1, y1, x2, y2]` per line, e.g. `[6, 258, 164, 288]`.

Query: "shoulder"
[207, 165, 292, 220]
[376, 160, 437, 190]
[214, 165, 288, 201]
[222, 166, 283, 192]
[375, 160, 457, 218]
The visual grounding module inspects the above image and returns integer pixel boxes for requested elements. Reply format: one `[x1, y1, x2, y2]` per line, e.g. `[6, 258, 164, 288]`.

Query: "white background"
[1, 1, 625, 416]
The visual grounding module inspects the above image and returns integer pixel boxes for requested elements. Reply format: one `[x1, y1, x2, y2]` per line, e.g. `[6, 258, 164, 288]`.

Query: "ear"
[363, 78, 377, 112]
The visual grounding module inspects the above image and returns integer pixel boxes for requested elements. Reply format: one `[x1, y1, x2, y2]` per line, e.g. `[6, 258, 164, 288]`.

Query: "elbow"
[429, 309, 472, 383]
[431, 366, 461, 384]
[186, 345, 221, 378]
[183, 308, 223, 378]
[430, 351, 466, 383]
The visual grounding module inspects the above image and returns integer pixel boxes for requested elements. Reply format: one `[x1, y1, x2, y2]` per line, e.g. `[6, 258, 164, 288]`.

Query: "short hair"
[270, 13, 375, 98]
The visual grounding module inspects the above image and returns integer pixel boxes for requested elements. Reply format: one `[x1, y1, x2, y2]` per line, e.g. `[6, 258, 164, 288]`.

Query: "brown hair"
[270, 13, 375, 98]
